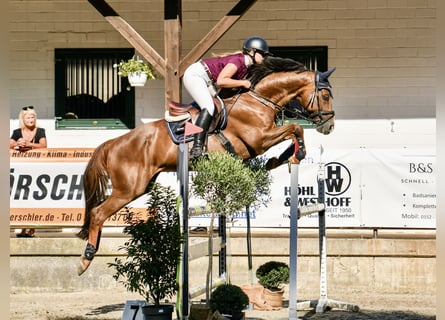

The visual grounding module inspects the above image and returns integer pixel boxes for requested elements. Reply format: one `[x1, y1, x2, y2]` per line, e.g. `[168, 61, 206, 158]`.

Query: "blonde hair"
[18, 108, 40, 129]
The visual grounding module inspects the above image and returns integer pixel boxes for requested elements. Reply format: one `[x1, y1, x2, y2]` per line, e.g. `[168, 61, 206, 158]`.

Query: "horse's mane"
[248, 56, 308, 88]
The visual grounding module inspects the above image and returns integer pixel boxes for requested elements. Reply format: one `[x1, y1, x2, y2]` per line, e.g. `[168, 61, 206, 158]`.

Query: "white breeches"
[183, 62, 215, 116]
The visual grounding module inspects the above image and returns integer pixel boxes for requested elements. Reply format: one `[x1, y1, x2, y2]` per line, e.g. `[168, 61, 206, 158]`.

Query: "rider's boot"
[190, 109, 213, 161]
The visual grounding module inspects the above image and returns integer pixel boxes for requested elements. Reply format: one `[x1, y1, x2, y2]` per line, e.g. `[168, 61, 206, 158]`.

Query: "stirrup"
[190, 152, 209, 162]
[190, 147, 203, 160]
[190, 146, 209, 161]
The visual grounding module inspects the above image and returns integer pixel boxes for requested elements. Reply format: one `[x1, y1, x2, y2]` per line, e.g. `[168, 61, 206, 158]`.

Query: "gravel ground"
[10, 288, 435, 320]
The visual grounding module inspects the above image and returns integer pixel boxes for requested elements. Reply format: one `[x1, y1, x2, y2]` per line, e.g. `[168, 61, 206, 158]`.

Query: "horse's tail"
[76, 143, 110, 240]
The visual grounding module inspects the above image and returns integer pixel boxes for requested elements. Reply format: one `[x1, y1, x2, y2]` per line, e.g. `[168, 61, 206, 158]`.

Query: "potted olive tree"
[108, 182, 183, 320]
[209, 284, 249, 320]
[256, 261, 290, 309]
[114, 55, 157, 86]
[189, 152, 259, 319]
[191, 152, 258, 300]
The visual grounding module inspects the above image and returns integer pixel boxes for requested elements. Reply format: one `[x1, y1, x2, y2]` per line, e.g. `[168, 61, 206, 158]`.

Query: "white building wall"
[8, 0, 436, 122]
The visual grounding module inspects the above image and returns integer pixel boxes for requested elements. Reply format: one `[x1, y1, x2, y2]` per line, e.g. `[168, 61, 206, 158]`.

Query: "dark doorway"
[55, 48, 136, 129]
[269, 46, 328, 71]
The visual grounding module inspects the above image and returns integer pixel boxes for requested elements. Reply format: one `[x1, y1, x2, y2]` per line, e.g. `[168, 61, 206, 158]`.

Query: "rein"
[246, 90, 282, 114]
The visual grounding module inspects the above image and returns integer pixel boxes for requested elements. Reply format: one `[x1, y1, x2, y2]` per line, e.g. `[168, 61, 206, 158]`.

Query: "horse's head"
[295, 67, 336, 135]
[248, 57, 336, 135]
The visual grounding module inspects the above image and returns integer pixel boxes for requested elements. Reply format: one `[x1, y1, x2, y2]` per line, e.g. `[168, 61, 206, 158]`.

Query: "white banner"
[10, 146, 435, 229]
[360, 148, 435, 228]
[187, 147, 435, 229]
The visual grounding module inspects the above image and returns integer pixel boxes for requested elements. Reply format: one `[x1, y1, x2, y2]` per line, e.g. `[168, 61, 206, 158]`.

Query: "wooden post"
[164, 0, 182, 106]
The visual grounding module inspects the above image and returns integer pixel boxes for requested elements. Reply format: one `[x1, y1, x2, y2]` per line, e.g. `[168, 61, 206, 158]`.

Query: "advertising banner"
[188, 147, 363, 228]
[10, 146, 436, 229]
[360, 148, 435, 228]
[10, 148, 150, 227]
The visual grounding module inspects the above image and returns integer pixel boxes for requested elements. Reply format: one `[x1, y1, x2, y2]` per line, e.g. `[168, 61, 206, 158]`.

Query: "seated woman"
[10, 106, 47, 237]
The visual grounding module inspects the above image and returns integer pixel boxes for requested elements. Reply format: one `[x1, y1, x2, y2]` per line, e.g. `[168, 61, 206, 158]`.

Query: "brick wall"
[9, 0, 435, 120]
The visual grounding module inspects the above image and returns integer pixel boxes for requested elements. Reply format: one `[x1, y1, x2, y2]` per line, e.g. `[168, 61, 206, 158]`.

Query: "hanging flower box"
[114, 55, 157, 87]
[128, 72, 149, 86]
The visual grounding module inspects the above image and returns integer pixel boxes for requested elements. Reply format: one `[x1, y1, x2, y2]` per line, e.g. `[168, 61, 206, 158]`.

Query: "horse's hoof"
[77, 256, 91, 276]
[265, 157, 280, 170]
[288, 155, 301, 164]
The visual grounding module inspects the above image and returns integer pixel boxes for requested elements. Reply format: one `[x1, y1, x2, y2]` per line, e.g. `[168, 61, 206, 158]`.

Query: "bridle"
[286, 71, 335, 128]
[247, 70, 335, 128]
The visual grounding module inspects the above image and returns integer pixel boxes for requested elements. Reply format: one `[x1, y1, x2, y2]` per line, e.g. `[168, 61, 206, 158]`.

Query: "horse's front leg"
[289, 137, 306, 162]
[261, 124, 306, 170]
[265, 138, 306, 170]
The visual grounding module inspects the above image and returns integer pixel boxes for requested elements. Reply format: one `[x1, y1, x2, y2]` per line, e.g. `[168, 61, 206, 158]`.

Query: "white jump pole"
[288, 138, 305, 320]
[288, 160, 300, 320]
[296, 145, 359, 313]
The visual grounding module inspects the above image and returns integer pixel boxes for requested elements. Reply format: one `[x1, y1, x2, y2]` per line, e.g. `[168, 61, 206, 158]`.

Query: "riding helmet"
[243, 36, 271, 55]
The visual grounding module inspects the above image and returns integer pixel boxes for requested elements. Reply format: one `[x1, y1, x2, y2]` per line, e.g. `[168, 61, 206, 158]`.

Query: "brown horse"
[77, 57, 336, 275]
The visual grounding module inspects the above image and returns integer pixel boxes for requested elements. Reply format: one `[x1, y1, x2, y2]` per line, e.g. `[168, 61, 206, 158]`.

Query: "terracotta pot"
[240, 284, 268, 310]
[262, 287, 284, 309]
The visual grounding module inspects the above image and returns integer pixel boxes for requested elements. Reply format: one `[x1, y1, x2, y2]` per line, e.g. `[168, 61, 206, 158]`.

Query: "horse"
[76, 56, 336, 275]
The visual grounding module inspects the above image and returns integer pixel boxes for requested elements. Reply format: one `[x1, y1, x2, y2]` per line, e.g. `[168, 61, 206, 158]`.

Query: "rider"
[183, 36, 271, 160]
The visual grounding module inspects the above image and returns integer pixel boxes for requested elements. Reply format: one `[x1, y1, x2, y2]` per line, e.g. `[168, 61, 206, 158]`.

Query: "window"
[54, 48, 136, 129]
[269, 46, 328, 71]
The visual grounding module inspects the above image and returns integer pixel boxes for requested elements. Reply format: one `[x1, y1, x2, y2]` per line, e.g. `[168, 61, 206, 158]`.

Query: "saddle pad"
[166, 120, 194, 145]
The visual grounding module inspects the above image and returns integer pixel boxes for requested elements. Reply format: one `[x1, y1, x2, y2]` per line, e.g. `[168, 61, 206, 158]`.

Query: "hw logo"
[325, 162, 351, 196]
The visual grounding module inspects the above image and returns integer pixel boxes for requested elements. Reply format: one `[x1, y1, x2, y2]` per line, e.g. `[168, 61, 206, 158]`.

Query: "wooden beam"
[87, 0, 257, 109]
[106, 17, 166, 77]
[164, 0, 182, 105]
[87, 0, 165, 77]
[179, 0, 257, 76]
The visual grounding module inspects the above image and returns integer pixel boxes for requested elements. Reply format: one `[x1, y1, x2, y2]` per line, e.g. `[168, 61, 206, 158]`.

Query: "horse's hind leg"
[78, 196, 129, 275]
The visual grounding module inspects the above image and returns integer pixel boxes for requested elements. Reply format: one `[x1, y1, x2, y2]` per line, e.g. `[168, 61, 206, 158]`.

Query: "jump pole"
[296, 146, 359, 313]
[177, 142, 190, 319]
[288, 138, 305, 320]
[288, 159, 300, 320]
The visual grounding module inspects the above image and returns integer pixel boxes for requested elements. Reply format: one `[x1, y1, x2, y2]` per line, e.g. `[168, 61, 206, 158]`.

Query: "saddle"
[165, 93, 228, 145]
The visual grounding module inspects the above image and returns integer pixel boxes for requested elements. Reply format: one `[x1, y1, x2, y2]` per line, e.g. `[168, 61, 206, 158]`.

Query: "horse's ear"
[320, 67, 336, 81]
[319, 67, 336, 95]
